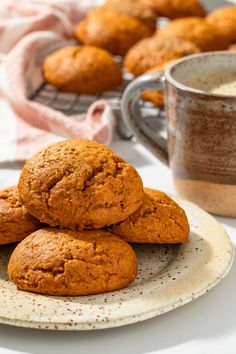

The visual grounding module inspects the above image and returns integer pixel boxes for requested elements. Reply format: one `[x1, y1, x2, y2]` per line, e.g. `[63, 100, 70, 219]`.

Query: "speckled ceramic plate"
[0, 198, 233, 330]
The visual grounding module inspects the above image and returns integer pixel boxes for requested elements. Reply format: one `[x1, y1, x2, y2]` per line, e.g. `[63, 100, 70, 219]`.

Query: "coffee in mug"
[122, 52, 236, 217]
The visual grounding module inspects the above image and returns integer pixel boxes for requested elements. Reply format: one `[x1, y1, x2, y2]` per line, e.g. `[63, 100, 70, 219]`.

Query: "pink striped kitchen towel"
[0, 0, 115, 162]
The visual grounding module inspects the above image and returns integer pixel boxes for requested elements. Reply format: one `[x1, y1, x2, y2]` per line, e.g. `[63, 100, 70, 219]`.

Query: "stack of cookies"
[42, 0, 236, 109]
[1, 139, 189, 296]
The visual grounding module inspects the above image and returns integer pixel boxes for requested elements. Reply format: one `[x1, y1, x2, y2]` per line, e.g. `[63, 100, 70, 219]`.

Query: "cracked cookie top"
[18, 139, 144, 229]
[7, 228, 137, 296]
[124, 36, 200, 76]
[106, 0, 157, 33]
[207, 6, 236, 47]
[111, 188, 189, 243]
[75, 6, 152, 56]
[0, 186, 41, 245]
[141, 0, 206, 19]
[156, 17, 226, 52]
[43, 45, 123, 94]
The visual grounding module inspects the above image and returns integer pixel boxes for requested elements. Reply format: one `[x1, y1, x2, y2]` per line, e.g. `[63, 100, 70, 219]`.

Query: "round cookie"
[111, 188, 190, 244]
[229, 44, 236, 52]
[207, 6, 236, 47]
[75, 6, 152, 56]
[7, 228, 137, 296]
[18, 139, 144, 229]
[43, 46, 122, 94]
[124, 37, 200, 76]
[142, 89, 165, 108]
[156, 17, 226, 51]
[0, 186, 41, 245]
[106, 0, 157, 32]
[141, 59, 177, 108]
[141, 0, 206, 19]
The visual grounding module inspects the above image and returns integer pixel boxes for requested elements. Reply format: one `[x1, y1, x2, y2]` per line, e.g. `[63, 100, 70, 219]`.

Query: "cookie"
[7, 228, 137, 296]
[124, 37, 200, 76]
[43, 46, 122, 94]
[141, 0, 206, 19]
[106, 0, 157, 32]
[141, 59, 177, 108]
[18, 139, 144, 229]
[0, 186, 41, 245]
[75, 6, 152, 56]
[207, 6, 236, 47]
[157, 17, 225, 51]
[142, 89, 165, 108]
[111, 188, 189, 244]
[229, 44, 236, 51]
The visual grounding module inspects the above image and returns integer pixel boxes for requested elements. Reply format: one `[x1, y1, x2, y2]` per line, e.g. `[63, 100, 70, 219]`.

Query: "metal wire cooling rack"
[28, 5, 229, 141]
[30, 73, 166, 140]
[30, 18, 170, 140]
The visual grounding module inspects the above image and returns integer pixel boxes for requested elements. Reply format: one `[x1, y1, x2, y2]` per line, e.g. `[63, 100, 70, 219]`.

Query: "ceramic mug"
[122, 52, 236, 217]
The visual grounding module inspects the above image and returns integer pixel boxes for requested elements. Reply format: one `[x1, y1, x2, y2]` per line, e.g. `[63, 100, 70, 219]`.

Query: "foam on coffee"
[180, 71, 236, 96]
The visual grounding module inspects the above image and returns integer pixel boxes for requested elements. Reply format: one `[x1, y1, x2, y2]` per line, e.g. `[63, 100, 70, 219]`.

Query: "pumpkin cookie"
[0, 186, 41, 245]
[142, 89, 165, 108]
[18, 139, 144, 229]
[106, 0, 157, 32]
[124, 37, 200, 76]
[8, 228, 137, 296]
[141, 59, 176, 108]
[207, 6, 236, 47]
[141, 0, 206, 19]
[111, 188, 190, 244]
[75, 6, 152, 56]
[43, 46, 122, 93]
[229, 44, 236, 52]
[157, 17, 225, 51]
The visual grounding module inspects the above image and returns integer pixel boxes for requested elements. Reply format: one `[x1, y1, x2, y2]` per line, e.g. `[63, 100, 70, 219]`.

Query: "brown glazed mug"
[121, 52, 236, 217]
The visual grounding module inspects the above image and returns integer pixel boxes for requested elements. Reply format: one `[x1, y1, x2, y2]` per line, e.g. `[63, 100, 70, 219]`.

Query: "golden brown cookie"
[106, 0, 157, 32]
[18, 139, 144, 230]
[124, 37, 200, 76]
[142, 89, 165, 108]
[0, 186, 41, 245]
[229, 44, 236, 52]
[156, 17, 226, 51]
[141, 59, 177, 108]
[75, 6, 152, 56]
[141, 0, 206, 19]
[111, 188, 190, 244]
[207, 6, 236, 47]
[8, 228, 137, 296]
[43, 46, 122, 94]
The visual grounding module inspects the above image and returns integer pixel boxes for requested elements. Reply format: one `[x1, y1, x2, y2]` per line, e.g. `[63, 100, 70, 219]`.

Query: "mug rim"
[165, 51, 236, 99]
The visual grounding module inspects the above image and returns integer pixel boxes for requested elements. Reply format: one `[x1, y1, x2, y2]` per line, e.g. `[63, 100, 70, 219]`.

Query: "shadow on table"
[0, 245, 235, 354]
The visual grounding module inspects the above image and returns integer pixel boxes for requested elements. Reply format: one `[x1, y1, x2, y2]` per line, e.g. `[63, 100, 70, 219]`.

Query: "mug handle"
[121, 71, 169, 165]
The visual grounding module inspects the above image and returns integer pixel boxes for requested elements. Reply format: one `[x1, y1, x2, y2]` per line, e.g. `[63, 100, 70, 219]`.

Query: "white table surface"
[0, 138, 235, 354]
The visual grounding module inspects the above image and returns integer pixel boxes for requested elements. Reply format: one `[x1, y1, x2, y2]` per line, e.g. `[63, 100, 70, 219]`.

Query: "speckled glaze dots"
[0, 198, 233, 330]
